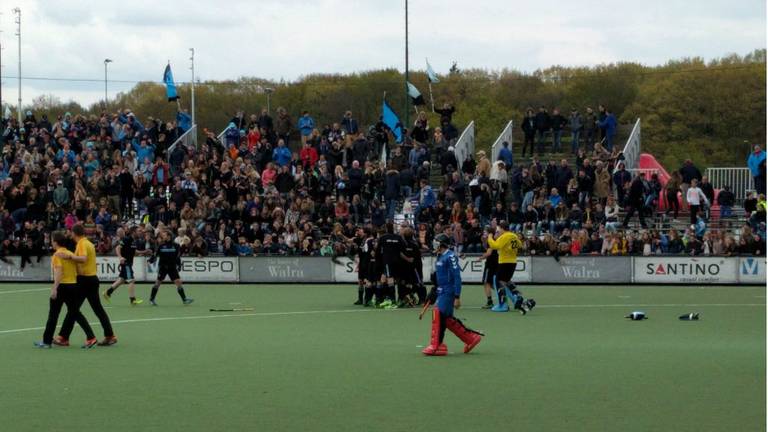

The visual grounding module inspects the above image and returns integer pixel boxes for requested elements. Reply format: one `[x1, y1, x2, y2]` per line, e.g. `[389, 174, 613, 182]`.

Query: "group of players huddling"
[351, 219, 536, 355]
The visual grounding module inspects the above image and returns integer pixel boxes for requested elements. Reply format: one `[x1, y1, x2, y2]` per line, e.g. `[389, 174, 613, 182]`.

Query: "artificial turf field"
[0, 283, 765, 432]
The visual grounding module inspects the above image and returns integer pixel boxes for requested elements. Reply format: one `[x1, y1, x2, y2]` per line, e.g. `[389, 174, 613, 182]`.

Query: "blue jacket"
[298, 116, 315, 136]
[272, 146, 292, 167]
[419, 185, 436, 208]
[748, 151, 766, 176]
[132, 141, 155, 163]
[598, 114, 617, 136]
[435, 249, 462, 314]
[498, 146, 513, 167]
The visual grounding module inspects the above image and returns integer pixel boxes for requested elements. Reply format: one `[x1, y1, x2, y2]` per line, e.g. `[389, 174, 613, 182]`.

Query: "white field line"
[0, 303, 764, 336]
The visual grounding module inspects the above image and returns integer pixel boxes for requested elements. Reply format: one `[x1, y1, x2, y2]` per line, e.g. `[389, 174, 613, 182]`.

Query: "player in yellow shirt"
[34, 232, 98, 349]
[54, 224, 117, 347]
[487, 221, 535, 314]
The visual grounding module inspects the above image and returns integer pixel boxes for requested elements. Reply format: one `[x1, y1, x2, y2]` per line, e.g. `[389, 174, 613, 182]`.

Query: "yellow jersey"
[75, 237, 98, 276]
[52, 247, 78, 284]
[487, 231, 522, 264]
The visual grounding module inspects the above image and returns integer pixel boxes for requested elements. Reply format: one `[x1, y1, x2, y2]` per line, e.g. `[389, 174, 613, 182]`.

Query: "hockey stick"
[418, 299, 431, 320]
[209, 308, 255, 312]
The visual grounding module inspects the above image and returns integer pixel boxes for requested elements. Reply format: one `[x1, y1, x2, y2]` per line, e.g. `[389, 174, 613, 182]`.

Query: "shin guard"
[445, 316, 484, 354]
[422, 309, 447, 356]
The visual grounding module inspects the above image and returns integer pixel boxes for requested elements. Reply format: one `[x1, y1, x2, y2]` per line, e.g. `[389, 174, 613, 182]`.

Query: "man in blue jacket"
[272, 139, 292, 167]
[422, 234, 483, 356]
[748, 145, 766, 195]
[298, 111, 315, 145]
[597, 107, 617, 151]
[498, 141, 513, 169]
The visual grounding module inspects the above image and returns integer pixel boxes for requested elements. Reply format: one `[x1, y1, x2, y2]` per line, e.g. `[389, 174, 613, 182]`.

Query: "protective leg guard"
[422, 309, 447, 356]
[363, 285, 375, 306]
[445, 316, 484, 354]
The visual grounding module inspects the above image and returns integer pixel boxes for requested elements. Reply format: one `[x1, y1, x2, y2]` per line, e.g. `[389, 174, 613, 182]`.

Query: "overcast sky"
[0, 0, 765, 108]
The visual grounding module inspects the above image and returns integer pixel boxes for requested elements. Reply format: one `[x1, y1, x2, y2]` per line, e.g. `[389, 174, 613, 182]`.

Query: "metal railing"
[627, 168, 660, 178]
[454, 120, 475, 164]
[706, 167, 755, 202]
[616, 118, 641, 171]
[167, 124, 198, 155]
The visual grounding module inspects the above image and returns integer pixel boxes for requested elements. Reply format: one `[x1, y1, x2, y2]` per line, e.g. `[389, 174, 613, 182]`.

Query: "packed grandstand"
[0, 105, 765, 267]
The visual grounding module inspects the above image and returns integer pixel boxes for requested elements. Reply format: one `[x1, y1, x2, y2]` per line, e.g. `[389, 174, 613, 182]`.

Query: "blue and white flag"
[407, 82, 426, 106]
[163, 64, 179, 102]
[382, 99, 403, 143]
[426, 59, 440, 84]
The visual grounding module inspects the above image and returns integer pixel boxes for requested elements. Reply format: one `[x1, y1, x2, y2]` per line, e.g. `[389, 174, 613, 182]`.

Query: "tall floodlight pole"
[404, 0, 410, 130]
[103, 58, 112, 109]
[13, 7, 20, 123]
[189, 48, 195, 126]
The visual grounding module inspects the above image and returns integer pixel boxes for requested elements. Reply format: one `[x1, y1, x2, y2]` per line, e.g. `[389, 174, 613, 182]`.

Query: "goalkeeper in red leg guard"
[422, 234, 484, 356]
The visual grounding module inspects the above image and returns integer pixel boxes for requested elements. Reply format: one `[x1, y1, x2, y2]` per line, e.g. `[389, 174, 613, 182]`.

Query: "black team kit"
[149, 237, 194, 306]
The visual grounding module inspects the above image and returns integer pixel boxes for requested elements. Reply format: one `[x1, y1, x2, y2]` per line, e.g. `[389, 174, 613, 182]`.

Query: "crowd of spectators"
[0, 103, 765, 267]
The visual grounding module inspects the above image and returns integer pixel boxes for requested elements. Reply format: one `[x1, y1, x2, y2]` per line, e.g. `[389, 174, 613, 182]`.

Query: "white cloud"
[0, 0, 764, 107]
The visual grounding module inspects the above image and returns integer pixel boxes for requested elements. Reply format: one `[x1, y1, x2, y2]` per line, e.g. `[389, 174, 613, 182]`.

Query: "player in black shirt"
[148, 230, 193, 306]
[104, 226, 146, 305]
[376, 222, 407, 309]
[398, 226, 425, 307]
[476, 227, 499, 309]
[353, 227, 375, 305]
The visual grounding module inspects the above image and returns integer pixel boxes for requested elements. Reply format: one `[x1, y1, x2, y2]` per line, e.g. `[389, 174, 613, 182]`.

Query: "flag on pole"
[3, 105, 11, 120]
[426, 59, 440, 84]
[382, 99, 403, 143]
[163, 64, 179, 102]
[407, 82, 426, 106]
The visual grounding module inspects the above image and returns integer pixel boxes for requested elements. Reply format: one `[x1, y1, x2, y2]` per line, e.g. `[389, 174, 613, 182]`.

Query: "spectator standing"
[569, 108, 583, 154]
[583, 107, 598, 151]
[678, 159, 702, 209]
[622, 175, 648, 228]
[497, 141, 513, 169]
[665, 171, 682, 218]
[686, 178, 710, 225]
[612, 162, 632, 205]
[298, 111, 316, 145]
[521, 108, 536, 158]
[596, 107, 617, 151]
[550, 108, 567, 153]
[534, 107, 550, 154]
[341, 111, 359, 145]
[717, 185, 735, 218]
[275, 108, 292, 146]
[748, 145, 766, 195]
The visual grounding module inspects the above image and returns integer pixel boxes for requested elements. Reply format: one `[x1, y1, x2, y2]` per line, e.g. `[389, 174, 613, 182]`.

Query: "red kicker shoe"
[422, 343, 448, 356]
[446, 316, 484, 354]
[52, 336, 69, 347]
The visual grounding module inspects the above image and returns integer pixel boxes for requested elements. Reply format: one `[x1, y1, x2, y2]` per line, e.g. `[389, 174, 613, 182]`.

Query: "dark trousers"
[522, 134, 534, 157]
[43, 283, 95, 344]
[622, 203, 647, 228]
[690, 205, 700, 224]
[60, 275, 114, 339]
[666, 191, 679, 218]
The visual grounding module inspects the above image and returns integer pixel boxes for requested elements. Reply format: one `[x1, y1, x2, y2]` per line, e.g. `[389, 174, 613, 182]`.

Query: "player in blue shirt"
[422, 234, 483, 356]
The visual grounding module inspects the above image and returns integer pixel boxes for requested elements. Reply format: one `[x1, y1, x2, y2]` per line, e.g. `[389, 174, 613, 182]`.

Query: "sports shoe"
[102, 290, 111, 303]
[491, 304, 509, 312]
[384, 302, 399, 310]
[422, 343, 448, 356]
[183, 298, 194, 305]
[481, 301, 494, 309]
[353, 300, 363, 305]
[150, 299, 158, 306]
[33, 341, 52, 349]
[131, 299, 144, 306]
[363, 300, 374, 307]
[378, 299, 392, 309]
[52, 336, 69, 347]
[525, 299, 536, 312]
[82, 338, 98, 349]
[98, 336, 118, 346]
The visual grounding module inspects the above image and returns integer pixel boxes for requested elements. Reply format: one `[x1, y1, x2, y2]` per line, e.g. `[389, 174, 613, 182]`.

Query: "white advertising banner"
[96, 257, 147, 282]
[633, 257, 738, 284]
[449, 255, 532, 283]
[145, 257, 239, 282]
[737, 257, 766, 284]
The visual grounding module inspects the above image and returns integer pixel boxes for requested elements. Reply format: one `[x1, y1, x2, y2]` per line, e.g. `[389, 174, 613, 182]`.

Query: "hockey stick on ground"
[209, 308, 255, 312]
